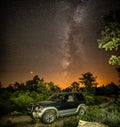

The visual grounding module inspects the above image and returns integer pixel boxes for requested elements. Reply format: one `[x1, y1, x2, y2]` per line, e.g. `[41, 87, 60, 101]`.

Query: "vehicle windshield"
[48, 94, 64, 102]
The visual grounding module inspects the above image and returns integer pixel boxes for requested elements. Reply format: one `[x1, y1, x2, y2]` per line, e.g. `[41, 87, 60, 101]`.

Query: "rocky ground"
[0, 114, 65, 127]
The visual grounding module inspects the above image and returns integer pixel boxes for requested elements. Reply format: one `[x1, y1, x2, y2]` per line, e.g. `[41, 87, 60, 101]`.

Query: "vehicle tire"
[42, 111, 56, 124]
[78, 107, 85, 115]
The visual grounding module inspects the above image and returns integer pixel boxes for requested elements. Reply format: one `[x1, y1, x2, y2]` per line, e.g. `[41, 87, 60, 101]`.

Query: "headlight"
[35, 105, 43, 112]
[35, 107, 39, 111]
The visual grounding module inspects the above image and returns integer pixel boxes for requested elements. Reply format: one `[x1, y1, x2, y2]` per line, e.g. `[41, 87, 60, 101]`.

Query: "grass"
[78, 106, 120, 127]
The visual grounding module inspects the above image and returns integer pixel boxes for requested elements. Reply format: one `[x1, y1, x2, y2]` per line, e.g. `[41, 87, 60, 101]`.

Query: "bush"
[95, 96, 110, 104]
[79, 107, 107, 122]
[0, 97, 12, 116]
[0, 91, 12, 116]
[79, 106, 120, 127]
[85, 95, 95, 105]
[10, 91, 34, 112]
[104, 110, 120, 127]
[83, 92, 96, 105]
[63, 116, 79, 127]
[30, 91, 48, 102]
[116, 96, 120, 105]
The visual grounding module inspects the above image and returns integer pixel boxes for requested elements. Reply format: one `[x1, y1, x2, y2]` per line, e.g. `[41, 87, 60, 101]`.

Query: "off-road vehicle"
[27, 92, 87, 124]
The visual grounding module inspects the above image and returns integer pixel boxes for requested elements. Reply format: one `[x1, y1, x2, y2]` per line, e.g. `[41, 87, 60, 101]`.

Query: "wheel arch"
[42, 107, 59, 118]
[77, 104, 87, 113]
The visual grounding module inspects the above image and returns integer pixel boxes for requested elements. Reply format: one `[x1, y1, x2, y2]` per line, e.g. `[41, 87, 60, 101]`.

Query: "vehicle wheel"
[42, 111, 56, 124]
[78, 107, 85, 115]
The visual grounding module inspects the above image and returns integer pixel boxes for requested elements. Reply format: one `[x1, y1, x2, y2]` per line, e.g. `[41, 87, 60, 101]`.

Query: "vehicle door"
[58, 94, 77, 116]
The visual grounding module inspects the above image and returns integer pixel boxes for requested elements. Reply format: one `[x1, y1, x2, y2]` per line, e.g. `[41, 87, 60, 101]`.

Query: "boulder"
[78, 120, 108, 127]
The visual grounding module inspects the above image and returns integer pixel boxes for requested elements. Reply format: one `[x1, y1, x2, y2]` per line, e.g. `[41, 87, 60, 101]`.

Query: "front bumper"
[32, 111, 43, 118]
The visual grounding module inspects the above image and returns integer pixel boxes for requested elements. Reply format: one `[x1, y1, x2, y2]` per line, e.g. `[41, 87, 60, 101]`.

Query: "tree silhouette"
[70, 81, 79, 92]
[79, 72, 98, 94]
[47, 82, 61, 95]
[116, 67, 120, 84]
[26, 75, 42, 91]
[105, 82, 119, 96]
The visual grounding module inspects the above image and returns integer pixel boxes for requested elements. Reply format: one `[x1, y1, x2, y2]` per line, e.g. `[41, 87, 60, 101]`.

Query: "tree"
[116, 67, 120, 84]
[26, 75, 42, 91]
[79, 72, 98, 105]
[47, 82, 61, 95]
[70, 81, 79, 92]
[105, 82, 119, 95]
[98, 10, 120, 65]
[79, 72, 98, 94]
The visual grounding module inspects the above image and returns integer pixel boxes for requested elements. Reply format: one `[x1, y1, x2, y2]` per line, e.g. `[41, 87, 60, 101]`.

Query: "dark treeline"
[0, 73, 120, 117]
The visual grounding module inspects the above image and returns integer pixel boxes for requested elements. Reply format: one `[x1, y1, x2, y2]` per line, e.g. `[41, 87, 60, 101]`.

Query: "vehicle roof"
[52, 92, 83, 95]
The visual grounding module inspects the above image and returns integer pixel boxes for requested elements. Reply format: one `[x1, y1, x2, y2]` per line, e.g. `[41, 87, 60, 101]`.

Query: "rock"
[78, 120, 108, 127]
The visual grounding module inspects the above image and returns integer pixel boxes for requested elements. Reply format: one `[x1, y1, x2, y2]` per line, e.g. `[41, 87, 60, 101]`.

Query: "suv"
[27, 92, 87, 124]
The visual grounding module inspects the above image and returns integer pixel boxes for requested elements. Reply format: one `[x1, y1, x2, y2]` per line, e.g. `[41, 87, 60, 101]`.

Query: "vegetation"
[98, 10, 120, 65]
[80, 107, 120, 125]
[0, 72, 120, 127]
[63, 116, 79, 127]
[0, 75, 61, 116]
[62, 98, 120, 127]
[79, 72, 98, 105]
[0, 72, 120, 115]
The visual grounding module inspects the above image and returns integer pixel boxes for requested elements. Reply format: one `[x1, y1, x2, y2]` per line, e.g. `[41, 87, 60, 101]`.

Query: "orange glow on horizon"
[55, 78, 119, 89]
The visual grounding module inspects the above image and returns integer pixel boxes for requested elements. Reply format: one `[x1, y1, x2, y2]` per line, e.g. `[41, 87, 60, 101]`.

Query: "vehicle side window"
[75, 93, 84, 101]
[67, 95, 74, 102]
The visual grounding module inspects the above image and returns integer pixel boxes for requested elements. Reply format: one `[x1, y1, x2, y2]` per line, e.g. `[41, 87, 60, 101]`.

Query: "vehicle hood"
[35, 101, 58, 107]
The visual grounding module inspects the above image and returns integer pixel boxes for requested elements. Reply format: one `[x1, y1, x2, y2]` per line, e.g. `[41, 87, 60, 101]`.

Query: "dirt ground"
[0, 115, 65, 127]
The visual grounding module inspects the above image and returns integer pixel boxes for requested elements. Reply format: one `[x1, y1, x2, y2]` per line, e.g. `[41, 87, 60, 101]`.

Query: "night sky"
[0, 0, 120, 88]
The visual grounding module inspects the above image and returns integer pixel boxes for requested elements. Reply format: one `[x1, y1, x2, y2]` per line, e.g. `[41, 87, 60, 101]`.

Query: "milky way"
[0, 0, 120, 87]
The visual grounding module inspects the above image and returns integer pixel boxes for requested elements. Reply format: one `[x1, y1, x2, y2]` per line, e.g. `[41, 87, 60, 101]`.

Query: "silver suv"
[27, 92, 87, 124]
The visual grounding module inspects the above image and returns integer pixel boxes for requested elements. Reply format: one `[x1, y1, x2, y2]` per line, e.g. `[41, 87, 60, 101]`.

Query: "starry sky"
[0, 0, 120, 88]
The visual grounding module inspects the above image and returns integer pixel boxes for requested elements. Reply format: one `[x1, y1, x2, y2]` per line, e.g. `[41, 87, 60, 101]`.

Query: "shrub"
[79, 106, 120, 127]
[85, 95, 95, 105]
[116, 96, 120, 105]
[104, 109, 120, 127]
[0, 97, 12, 116]
[10, 91, 34, 112]
[79, 107, 107, 122]
[63, 116, 79, 127]
[95, 96, 110, 104]
[30, 91, 48, 102]
[0, 91, 12, 116]
[83, 92, 96, 105]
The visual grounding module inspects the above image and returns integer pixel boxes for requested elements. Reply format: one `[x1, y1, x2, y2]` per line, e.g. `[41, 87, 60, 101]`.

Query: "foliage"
[63, 82, 80, 92]
[109, 55, 120, 65]
[79, 106, 120, 127]
[10, 92, 34, 112]
[98, 10, 120, 65]
[79, 72, 97, 103]
[47, 82, 61, 95]
[0, 89, 12, 116]
[0, 75, 62, 114]
[63, 116, 79, 127]
[70, 82, 80, 92]
[116, 96, 120, 105]
[105, 82, 119, 95]
[30, 91, 48, 102]
[0, 74, 120, 116]
[63, 105, 120, 127]
[83, 93, 96, 105]
[0, 96, 11, 116]
[79, 72, 98, 91]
